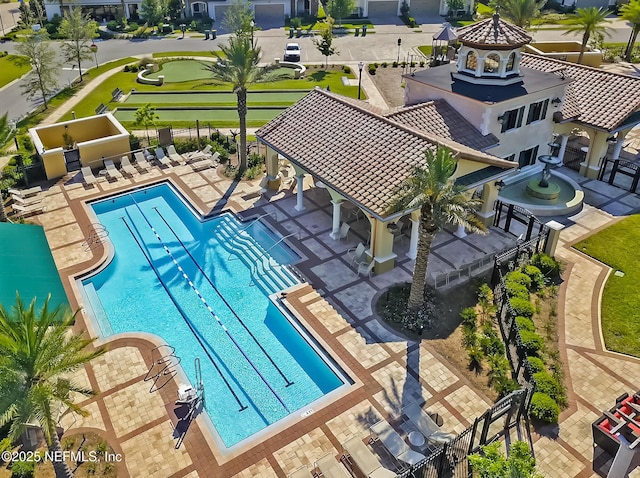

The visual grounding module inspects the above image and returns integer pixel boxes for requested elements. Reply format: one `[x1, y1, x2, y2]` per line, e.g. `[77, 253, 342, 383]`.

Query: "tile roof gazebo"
[256, 88, 516, 274]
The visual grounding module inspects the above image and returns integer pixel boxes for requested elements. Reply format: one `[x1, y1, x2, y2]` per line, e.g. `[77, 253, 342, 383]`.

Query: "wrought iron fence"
[562, 145, 585, 171]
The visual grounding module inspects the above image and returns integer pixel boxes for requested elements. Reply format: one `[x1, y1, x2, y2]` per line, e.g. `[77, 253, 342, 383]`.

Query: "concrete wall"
[42, 149, 66, 180]
[79, 135, 131, 168]
[33, 115, 124, 149]
[525, 42, 602, 67]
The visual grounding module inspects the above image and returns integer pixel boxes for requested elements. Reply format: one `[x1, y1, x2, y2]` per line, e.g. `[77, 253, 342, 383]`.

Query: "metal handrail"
[227, 212, 278, 261]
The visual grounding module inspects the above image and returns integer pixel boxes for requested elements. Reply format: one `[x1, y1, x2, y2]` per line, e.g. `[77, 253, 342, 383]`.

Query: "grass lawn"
[417, 45, 432, 56]
[0, 55, 30, 89]
[123, 91, 308, 106]
[152, 51, 221, 58]
[573, 215, 640, 357]
[61, 63, 360, 123]
[115, 106, 286, 127]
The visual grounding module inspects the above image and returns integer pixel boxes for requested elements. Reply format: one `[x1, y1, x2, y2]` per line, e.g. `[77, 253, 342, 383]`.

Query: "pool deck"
[16, 160, 640, 477]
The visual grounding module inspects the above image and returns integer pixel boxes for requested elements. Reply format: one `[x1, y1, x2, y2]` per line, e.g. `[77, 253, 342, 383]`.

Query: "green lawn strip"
[417, 45, 433, 56]
[573, 215, 640, 357]
[152, 51, 221, 58]
[115, 107, 285, 123]
[123, 91, 308, 105]
[148, 59, 214, 81]
[0, 54, 30, 88]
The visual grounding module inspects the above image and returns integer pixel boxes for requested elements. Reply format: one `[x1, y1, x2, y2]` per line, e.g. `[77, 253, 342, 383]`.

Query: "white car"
[284, 43, 301, 62]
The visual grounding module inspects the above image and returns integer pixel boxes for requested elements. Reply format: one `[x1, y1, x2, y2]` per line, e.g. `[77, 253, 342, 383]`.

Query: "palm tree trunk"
[625, 27, 640, 62]
[47, 430, 74, 478]
[408, 213, 436, 311]
[578, 33, 589, 64]
[77, 49, 83, 82]
[237, 88, 248, 171]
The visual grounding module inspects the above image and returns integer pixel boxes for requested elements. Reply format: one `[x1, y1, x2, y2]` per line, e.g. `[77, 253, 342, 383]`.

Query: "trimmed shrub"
[506, 282, 529, 301]
[505, 271, 532, 289]
[515, 316, 535, 332]
[527, 356, 545, 373]
[460, 307, 477, 328]
[534, 371, 563, 402]
[10, 459, 35, 478]
[531, 252, 560, 276]
[509, 297, 535, 318]
[480, 333, 505, 356]
[521, 265, 545, 290]
[530, 392, 560, 423]
[520, 330, 544, 355]
[368, 64, 377, 75]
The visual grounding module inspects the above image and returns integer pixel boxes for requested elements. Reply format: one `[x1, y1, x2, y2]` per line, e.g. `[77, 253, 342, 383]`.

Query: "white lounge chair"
[187, 144, 212, 161]
[371, 419, 425, 466]
[11, 193, 42, 206]
[342, 436, 396, 478]
[287, 465, 313, 478]
[13, 202, 45, 216]
[8, 186, 42, 198]
[337, 222, 350, 241]
[81, 166, 97, 185]
[104, 159, 123, 179]
[403, 403, 455, 446]
[190, 153, 220, 172]
[155, 147, 172, 167]
[347, 242, 367, 266]
[167, 145, 186, 164]
[357, 260, 375, 278]
[134, 152, 152, 171]
[315, 453, 351, 478]
[120, 156, 137, 176]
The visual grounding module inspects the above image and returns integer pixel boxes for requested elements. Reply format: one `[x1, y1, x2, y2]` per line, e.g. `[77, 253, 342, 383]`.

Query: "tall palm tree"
[387, 147, 486, 311]
[563, 7, 610, 64]
[0, 294, 106, 478]
[492, 0, 547, 28]
[621, 0, 640, 62]
[0, 112, 15, 222]
[203, 35, 286, 171]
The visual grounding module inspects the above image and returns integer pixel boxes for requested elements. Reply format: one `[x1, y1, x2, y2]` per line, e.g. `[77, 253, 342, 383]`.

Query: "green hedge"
[521, 265, 545, 290]
[533, 371, 562, 402]
[530, 392, 560, 423]
[510, 297, 535, 318]
[505, 270, 532, 289]
[527, 356, 545, 373]
[520, 330, 544, 355]
[506, 282, 529, 301]
[515, 316, 535, 332]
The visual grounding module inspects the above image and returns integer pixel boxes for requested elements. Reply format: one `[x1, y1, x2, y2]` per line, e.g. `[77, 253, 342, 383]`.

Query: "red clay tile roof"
[521, 53, 640, 131]
[256, 88, 515, 217]
[384, 100, 499, 151]
[456, 14, 531, 50]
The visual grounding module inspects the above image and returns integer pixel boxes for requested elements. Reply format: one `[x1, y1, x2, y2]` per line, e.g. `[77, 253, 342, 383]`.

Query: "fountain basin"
[498, 165, 584, 216]
[526, 179, 560, 200]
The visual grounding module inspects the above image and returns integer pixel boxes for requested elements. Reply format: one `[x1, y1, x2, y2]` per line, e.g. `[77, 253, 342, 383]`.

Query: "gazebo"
[431, 23, 458, 67]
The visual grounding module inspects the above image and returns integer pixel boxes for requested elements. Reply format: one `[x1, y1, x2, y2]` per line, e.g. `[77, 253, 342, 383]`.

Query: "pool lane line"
[128, 195, 291, 414]
[152, 207, 295, 388]
[120, 215, 249, 412]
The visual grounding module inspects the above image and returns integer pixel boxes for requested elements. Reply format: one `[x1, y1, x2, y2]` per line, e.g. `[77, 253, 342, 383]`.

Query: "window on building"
[518, 146, 539, 168]
[506, 52, 516, 72]
[465, 51, 477, 71]
[526, 99, 550, 124]
[500, 106, 525, 133]
[484, 53, 501, 73]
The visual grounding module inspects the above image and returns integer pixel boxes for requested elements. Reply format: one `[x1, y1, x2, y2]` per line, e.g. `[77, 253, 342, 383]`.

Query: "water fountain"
[525, 154, 563, 200]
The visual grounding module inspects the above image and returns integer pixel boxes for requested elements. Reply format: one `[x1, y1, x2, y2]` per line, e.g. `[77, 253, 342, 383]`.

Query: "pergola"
[256, 89, 516, 274]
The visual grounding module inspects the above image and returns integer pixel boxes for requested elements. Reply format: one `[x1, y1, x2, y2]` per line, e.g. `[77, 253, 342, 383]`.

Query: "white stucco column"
[407, 218, 419, 260]
[454, 224, 467, 238]
[612, 139, 624, 160]
[557, 134, 569, 161]
[294, 174, 305, 211]
[329, 200, 342, 240]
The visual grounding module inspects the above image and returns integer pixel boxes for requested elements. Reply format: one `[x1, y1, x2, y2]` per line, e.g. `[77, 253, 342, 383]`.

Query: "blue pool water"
[81, 183, 345, 447]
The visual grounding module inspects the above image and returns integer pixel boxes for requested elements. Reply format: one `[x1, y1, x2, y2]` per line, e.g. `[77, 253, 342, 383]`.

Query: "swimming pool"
[80, 183, 346, 447]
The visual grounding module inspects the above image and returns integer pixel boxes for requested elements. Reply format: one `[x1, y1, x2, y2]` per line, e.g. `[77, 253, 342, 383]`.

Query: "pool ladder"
[82, 223, 109, 252]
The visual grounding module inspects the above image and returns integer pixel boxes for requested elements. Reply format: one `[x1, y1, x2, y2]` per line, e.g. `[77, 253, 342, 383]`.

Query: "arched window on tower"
[484, 53, 500, 73]
[465, 51, 477, 71]
[506, 52, 516, 72]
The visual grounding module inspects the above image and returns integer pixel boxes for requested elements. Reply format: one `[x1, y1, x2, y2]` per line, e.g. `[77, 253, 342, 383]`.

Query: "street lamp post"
[250, 20, 255, 47]
[357, 61, 364, 100]
[90, 43, 98, 69]
[397, 38, 402, 64]
[0, 14, 5, 36]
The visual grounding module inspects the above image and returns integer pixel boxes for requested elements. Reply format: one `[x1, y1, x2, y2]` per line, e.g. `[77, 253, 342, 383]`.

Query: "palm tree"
[621, 0, 640, 62]
[203, 35, 286, 171]
[387, 147, 486, 311]
[492, 0, 547, 28]
[0, 294, 106, 478]
[0, 112, 15, 222]
[563, 7, 610, 64]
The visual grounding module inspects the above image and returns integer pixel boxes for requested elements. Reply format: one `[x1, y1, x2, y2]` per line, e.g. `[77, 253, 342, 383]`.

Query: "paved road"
[0, 18, 636, 122]
[0, 0, 20, 37]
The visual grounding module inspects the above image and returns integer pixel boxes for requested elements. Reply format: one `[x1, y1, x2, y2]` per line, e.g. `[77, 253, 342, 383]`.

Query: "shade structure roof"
[433, 23, 458, 42]
[0, 222, 68, 313]
[456, 14, 532, 50]
[256, 88, 515, 218]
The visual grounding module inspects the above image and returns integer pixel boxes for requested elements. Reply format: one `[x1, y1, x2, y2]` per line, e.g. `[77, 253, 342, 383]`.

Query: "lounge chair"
[104, 159, 123, 179]
[134, 152, 152, 171]
[287, 465, 313, 478]
[337, 222, 350, 241]
[120, 156, 137, 176]
[357, 260, 375, 278]
[13, 202, 45, 216]
[155, 147, 172, 167]
[315, 453, 351, 478]
[190, 153, 220, 172]
[403, 403, 455, 446]
[187, 144, 212, 161]
[370, 419, 425, 466]
[347, 242, 367, 266]
[167, 145, 186, 164]
[342, 436, 396, 478]
[8, 186, 42, 198]
[81, 166, 98, 185]
[11, 193, 42, 206]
